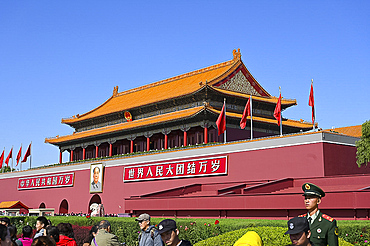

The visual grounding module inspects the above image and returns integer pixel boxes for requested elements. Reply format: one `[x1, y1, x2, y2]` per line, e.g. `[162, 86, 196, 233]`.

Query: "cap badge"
[317, 228, 321, 233]
[305, 183, 311, 190]
[289, 223, 294, 230]
[159, 225, 163, 230]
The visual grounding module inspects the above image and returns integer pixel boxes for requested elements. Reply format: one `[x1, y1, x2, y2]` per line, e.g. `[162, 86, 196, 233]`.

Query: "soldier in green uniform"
[299, 183, 338, 246]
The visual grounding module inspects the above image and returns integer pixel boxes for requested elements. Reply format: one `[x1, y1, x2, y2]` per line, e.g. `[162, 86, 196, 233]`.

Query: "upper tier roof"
[62, 49, 279, 125]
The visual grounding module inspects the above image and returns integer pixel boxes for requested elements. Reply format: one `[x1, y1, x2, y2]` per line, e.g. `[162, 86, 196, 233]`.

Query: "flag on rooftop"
[0, 150, 4, 169]
[309, 80, 315, 127]
[216, 101, 226, 136]
[274, 92, 282, 126]
[240, 96, 251, 129]
[16, 146, 22, 166]
[22, 143, 31, 163]
[5, 148, 12, 166]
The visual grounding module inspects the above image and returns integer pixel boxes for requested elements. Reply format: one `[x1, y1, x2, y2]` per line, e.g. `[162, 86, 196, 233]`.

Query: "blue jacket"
[138, 225, 162, 246]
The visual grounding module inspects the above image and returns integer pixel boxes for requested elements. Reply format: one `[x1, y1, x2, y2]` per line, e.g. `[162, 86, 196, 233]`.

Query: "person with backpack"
[136, 214, 162, 246]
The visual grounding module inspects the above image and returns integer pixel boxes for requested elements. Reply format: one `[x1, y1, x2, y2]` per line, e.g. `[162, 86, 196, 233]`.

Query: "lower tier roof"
[46, 106, 314, 146]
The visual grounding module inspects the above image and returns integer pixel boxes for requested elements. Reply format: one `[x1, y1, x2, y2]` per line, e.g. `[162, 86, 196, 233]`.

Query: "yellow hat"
[233, 231, 263, 246]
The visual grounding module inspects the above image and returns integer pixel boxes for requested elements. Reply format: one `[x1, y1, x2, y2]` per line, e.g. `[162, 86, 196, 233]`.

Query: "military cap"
[302, 182, 325, 198]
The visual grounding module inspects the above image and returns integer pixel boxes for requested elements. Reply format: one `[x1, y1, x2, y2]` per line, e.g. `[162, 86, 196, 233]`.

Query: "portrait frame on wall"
[90, 163, 104, 193]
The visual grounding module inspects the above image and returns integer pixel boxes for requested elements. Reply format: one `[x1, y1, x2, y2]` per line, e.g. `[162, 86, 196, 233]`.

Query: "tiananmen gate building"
[1, 49, 369, 220]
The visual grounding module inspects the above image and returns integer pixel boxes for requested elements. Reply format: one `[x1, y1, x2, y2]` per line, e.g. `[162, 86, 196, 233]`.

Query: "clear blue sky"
[1, 1, 369, 168]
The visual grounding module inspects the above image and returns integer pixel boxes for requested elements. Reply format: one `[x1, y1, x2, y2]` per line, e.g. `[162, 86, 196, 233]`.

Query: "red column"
[109, 144, 112, 157]
[204, 127, 208, 144]
[95, 146, 98, 158]
[82, 148, 86, 160]
[184, 131, 187, 146]
[59, 151, 62, 164]
[70, 150, 74, 162]
[147, 137, 150, 151]
[164, 134, 168, 149]
[130, 140, 134, 153]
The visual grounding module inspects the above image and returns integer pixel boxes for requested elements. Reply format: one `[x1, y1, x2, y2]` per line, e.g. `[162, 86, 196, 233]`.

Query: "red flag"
[16, 146, 22, 166]
[216, 102, 226, 135]
[5, 148, 12, 166]
[22, 143, 31, 163]
[0, 150, 4, 169]
[240, 97, 251, 129]
[309, 83, 315, 125]
[274, 93, 282, 126]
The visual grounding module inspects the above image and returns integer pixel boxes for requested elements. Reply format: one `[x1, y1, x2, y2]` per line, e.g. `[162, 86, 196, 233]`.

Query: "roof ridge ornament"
[113, 86, 119, 97]
[233, 48, 241, 60]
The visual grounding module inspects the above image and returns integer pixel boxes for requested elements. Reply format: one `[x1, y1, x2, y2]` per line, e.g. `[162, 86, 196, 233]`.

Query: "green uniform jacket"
[299, 211, 338, 246]
[91, 229, 120, 246]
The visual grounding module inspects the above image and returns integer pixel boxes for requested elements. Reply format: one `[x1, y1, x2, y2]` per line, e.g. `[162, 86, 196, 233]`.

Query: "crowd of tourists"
[0, 183, 338, 246]
[53, 213, 118, 218]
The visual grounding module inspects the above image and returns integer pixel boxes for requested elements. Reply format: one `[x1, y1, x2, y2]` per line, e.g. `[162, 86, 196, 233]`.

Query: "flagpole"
[224, 98, 227, 143]
[279, 87, 283, 137]
[29, 141, 32, 169]
[11, 146, 13, 172]
[20, 144, 22, 172]
[311, 79, 315, 132]
[250, 95, 253, 140]
[2, 147, 4, 173]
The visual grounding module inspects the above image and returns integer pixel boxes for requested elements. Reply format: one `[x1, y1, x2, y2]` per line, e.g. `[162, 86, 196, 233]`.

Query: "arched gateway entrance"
[88, 194, 101, 213]
[59, 199, 69, 214]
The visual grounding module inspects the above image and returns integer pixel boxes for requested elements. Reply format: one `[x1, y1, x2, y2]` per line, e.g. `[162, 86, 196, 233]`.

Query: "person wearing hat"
[233, 231, 263, 246]
[135, 213, 162, 246]
[299, 183, 338, 246]
[157, 219, 191, 246]
[285, 217, 314, 246]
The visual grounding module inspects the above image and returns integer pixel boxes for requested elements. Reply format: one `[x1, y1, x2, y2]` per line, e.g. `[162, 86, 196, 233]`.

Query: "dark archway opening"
[39, 203, 46, 208]
[59, 199, 69, 214]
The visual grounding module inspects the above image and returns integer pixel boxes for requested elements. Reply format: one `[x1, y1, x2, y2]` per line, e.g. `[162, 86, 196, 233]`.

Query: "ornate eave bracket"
[180, 125, 191, 132]
[161, 128, 171, 135]
[200, 121, 211, 129]
[144, 131, 153, 138]
[127, 134, 136, 141]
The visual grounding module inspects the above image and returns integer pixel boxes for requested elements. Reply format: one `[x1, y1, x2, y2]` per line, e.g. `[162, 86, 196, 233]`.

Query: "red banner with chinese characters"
[124, 156, 227, 182]
[18, 173, 74, 190]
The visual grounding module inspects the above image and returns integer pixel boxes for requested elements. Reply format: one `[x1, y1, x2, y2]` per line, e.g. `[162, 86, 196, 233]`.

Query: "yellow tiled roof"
[62, 60, 237, 124]
[326, 125, 362, 138]
[62, 50, 272, 124]
[47, 107, 205, 144]
[47, 105, 313, 144]
[0, 201, 29, 209]
[212, 87, 297, 106]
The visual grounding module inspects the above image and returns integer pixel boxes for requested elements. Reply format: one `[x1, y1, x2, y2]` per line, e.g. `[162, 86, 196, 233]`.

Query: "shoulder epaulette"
[322, 213, 334, 222]
[298, 213, 307, 217]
